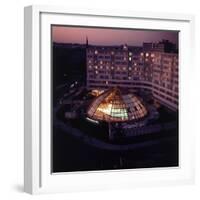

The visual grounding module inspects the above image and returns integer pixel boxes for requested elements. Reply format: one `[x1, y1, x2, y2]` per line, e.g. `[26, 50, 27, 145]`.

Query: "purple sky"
[52, 26, 178, 46]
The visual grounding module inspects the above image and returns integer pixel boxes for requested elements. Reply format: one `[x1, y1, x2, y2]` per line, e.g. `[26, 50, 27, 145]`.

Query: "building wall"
[152, 52, 178, 110]
[86, 45, 178, 111]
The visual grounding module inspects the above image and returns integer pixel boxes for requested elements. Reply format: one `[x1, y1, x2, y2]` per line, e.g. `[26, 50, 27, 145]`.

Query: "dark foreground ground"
[53, 124, 178, 172]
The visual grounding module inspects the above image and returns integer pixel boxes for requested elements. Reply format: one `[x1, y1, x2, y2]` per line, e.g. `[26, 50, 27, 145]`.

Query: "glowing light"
[146, 53, 149, 57]
[95, 50, 98, 54]
[97, 104, 128, 119]
[87, 88, 148, 122]
[86, 117, 99, 124]
[123, 45, 128, 50]
[129, 57, 132, 61]
[140, 52, 144, 56]
[70, 84, 74, 88]
[91, 89, 104, 96]
[97, 104, 112, 115]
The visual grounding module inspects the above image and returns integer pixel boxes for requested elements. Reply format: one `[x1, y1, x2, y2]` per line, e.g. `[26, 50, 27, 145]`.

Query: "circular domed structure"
[87, 87, 148, 122]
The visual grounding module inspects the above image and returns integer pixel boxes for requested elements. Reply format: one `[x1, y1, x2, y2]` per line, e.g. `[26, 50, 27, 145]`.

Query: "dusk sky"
[52, 26, 179, 46]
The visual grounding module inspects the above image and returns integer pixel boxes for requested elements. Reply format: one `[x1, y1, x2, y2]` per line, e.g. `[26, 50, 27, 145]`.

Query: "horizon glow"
[52, 26, 179, 46]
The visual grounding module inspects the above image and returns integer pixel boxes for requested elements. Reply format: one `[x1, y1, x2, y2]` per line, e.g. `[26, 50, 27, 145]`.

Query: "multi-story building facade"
[152, 52, 178, 110]
[86, 42, 178, 111]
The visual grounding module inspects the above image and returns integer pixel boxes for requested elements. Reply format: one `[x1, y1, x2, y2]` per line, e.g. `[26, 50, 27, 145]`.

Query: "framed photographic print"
[24, 5, 195, 194]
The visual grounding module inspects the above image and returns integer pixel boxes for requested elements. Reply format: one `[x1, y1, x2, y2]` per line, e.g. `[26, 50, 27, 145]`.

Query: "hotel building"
[86, 41, 178, 111]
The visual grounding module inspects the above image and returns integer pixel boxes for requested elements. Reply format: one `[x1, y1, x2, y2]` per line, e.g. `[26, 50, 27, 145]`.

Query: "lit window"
[106, 81, 108, 85]
[95, 66, 98, 69]
[106, 66, 109, 70]
[89, 65, 92, 69]
[145, 58, 148, 62]
[129, 67, 132, 70]
[100, 65, 103, 69]
[123, 67, 126, 71]
[129, 57, 132, 61]
[140, 52, 144, 56]
[111, 51, 114, 55]
[95, 70, 98, 74]
[123, 45, 128, 50]
[146, 53, 149, 57]
[128, 76, 131, 80]
[129, 52, 132, 56]
[134, 63, 137, 66]
[111, 66, 114, 70]
[95, 50, 98, 54]
[100, 60, 103, 64]
[151, 53, 155, 58]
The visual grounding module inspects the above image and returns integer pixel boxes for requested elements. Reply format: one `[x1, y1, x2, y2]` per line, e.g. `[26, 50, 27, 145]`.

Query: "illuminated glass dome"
[87, 87, 148, 122]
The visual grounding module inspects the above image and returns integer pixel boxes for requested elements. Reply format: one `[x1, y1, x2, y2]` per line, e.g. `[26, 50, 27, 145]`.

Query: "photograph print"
[52, 25, 179, 173]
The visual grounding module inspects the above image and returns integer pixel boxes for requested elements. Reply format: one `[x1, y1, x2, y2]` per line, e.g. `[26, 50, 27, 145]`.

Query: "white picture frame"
[24, 5, 195, 194]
